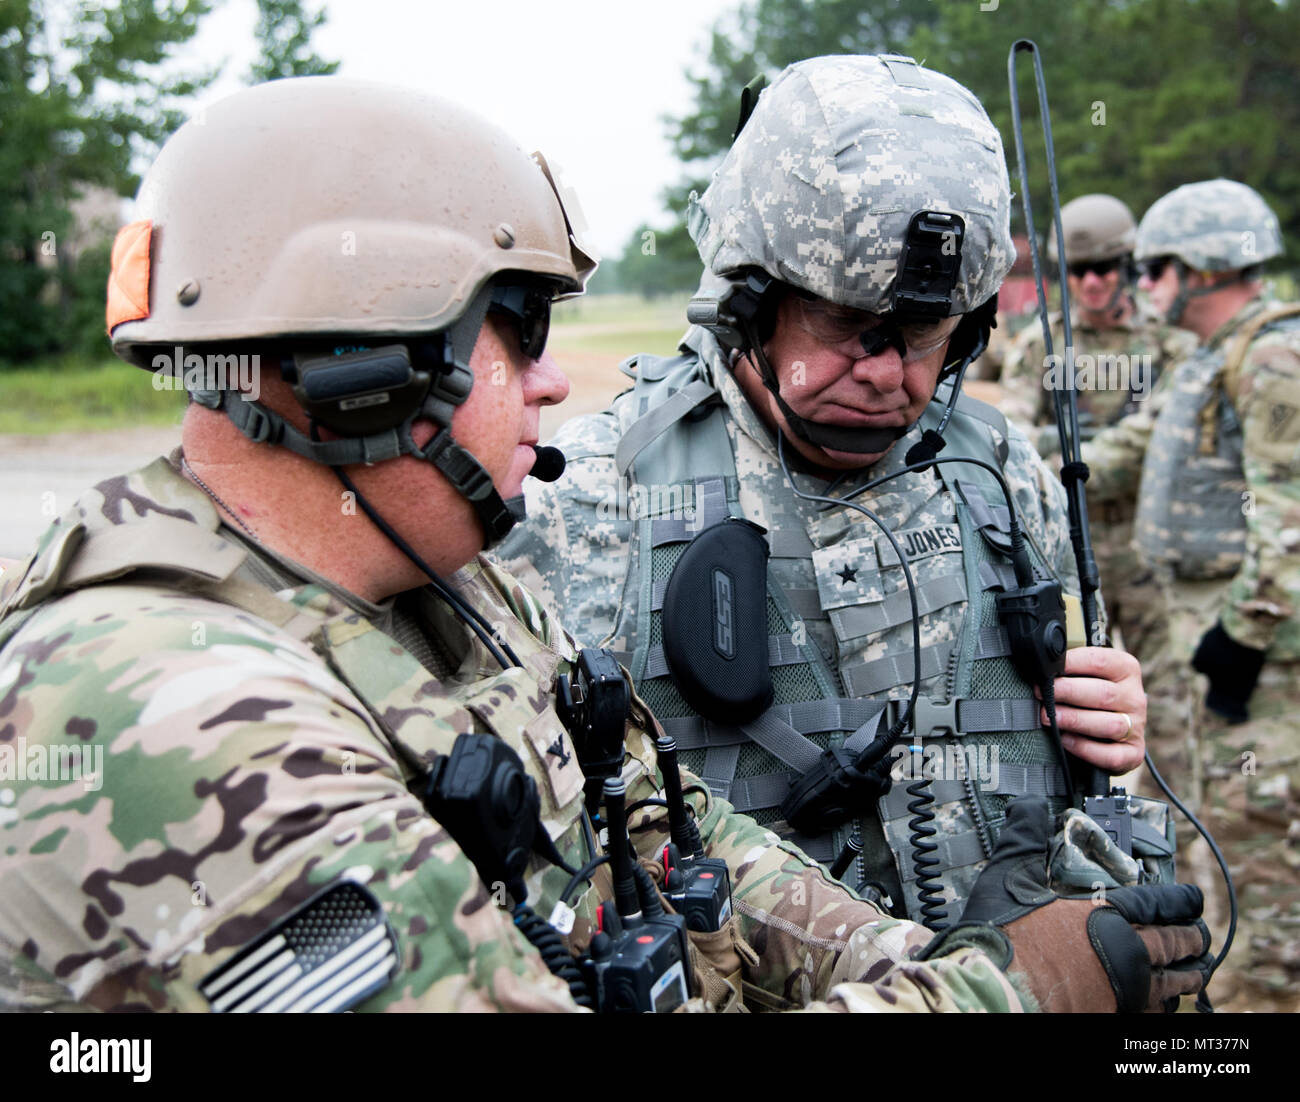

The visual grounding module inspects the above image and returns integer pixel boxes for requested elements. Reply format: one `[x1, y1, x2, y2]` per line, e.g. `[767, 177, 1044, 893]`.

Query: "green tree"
[0, 0, 215, 365]
[650, 0, 1300, 280]
[247, 0, 338, 83]
[614, 0, 940, 298]
[610, 220, 703, 298]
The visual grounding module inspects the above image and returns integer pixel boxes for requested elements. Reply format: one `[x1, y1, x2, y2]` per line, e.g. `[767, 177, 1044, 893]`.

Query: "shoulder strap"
[1, 508, 324, 642]
[1222, 303, 1300, 403]
[952, 391, 1010, 467]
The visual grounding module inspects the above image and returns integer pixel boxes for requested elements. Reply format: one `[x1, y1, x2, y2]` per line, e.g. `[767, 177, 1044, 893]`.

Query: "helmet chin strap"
[190, 285, 567, 550]
[1165, 263, 1243, 326]
[740, 317, 909, 456]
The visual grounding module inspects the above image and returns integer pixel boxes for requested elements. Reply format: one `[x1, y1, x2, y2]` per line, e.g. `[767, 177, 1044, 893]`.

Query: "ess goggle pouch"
[661, 517, 773, 724]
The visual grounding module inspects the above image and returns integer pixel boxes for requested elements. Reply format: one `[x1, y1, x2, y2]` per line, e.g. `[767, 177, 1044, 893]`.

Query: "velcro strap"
[957, 697, 1041, 732]
[780, 587, 824, 622]
[896, 830, 990, 882]
[768, 526, 814, 558]
[615, 379, 718, 477]
[726, 772, 798, 814]
[956, 479, 1011, 533]
[880, 777, 970, 817]
[651, 515, 696, 546]
[831, 572, 967, 640]
[700, 743, 741, 799]
[841, 642, 951, 697]
[693, 478, 729, 530]
[779, 832, 839, 864]
[977, 561, 1019, 592]
[974, 626, 1012, 659]
[739, 710, 824, 774]
[643, 635, 803, 680]
[987, 761, 1068, 798]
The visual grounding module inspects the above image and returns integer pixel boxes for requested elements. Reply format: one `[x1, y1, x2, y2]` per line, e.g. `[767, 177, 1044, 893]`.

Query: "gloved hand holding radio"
[922, 797, 1212, 1012]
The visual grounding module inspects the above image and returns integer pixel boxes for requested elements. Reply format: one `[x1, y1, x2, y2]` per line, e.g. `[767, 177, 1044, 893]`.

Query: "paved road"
[0, 427, 181, 559]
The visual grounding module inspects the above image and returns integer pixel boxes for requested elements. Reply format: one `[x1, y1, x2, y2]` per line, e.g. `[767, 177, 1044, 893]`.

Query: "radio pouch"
[661, 517, 773, 724]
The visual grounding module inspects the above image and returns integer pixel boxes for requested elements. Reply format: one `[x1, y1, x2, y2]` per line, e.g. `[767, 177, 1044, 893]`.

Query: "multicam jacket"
[1000, 304, 1193, 454]
[1086, 295, 1300, 657]
[0, 453, 1025, 1012]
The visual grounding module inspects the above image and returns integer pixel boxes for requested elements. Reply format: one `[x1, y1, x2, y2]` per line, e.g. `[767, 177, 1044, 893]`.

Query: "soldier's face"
[745, 294, 955, 470]
[446, 315, 571, 502]
[1138, 259, 1182, 322]
[1068, 264, 1123, 316]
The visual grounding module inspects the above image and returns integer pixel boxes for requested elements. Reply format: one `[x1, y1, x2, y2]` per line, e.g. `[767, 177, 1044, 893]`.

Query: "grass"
[0, 357, 186, 434]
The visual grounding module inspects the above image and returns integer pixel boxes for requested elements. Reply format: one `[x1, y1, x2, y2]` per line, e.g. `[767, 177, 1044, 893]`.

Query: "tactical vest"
[0, 462, 606, 969]
[1137, 306, 1300, 580]
[608, 348, 1074, 923]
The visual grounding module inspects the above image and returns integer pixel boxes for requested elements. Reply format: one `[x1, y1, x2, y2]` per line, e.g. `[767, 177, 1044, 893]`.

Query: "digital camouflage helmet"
[1135, 178, 1282, 324]
[684, 54, 1015, 455]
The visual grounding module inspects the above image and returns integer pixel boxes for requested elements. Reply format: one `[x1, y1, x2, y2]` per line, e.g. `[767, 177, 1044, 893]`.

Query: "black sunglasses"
[1067, 258, 1123, 279]
[488, 283, 554, 360]
[1137, 256, 1177, 282]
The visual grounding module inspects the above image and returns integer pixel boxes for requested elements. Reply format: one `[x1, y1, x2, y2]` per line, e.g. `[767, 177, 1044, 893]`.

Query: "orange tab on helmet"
[105, 219, 152, 333]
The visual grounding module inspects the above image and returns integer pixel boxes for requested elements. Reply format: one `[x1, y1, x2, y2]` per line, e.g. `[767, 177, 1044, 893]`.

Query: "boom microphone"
[529, 445, 567, 482]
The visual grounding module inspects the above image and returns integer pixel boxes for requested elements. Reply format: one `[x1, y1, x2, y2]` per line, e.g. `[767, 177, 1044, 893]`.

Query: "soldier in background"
[1083, 179, 1300, 1012]
[1001, 196, 1192, 664]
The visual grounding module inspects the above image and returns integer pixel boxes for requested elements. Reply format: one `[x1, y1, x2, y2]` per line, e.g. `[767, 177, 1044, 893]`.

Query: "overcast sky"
[177, 0, 745, 261]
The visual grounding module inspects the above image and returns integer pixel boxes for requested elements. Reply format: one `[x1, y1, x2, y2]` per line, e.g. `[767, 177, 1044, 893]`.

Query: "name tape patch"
[877, 523, 962, 566]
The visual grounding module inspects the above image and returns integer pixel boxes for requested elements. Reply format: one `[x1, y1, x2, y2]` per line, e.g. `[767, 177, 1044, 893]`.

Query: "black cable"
[1144, 749, 1236, 1013]
[777, 432, 922, 750]
[329, 462, 523, 670]
[632, 863, 666, 918]
[625, 797, 669, 816]
[512, 902, 593, 1008]
[561, 855, 611, 906]
[905, 743, 949, 929]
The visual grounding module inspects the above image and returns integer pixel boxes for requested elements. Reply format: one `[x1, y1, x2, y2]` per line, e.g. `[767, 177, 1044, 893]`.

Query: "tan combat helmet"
[105, 77, 596, 549]
[108, 77, 594, 365]
[1047, 194, 1137, 264]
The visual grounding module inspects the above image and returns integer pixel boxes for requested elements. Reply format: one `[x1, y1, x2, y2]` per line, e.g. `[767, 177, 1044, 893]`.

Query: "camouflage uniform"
[495, 325, 1126, 923]
[1001, 308, 1193, 663]
[0, 453, 1029, 1013]
[1134, 296, 1300, 1012]
[1084, 173, 1300, 1008]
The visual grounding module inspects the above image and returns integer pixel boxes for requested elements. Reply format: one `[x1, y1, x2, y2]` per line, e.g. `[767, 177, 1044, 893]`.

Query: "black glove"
[1191, 621, 1266, 724]
[922, 797, 1212, 1012]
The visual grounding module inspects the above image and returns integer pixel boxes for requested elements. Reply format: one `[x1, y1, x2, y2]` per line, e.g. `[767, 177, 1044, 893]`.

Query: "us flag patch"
[200, 881, 399, 1013]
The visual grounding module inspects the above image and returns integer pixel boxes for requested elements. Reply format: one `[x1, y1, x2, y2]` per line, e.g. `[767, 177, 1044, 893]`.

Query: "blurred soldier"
[498, 56, 1178, 934]
[0, 77, 1211, 1015]
[1001, 196, 1192, 662]
[1085, 179, 1300, 1011]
